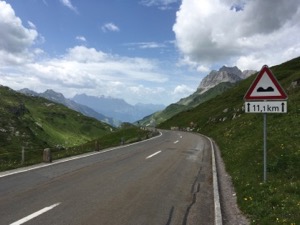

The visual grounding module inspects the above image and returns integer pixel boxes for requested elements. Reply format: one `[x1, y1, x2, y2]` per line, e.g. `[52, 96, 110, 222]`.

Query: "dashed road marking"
[146, 151, 162, 159]
[10, 203, 61, 225]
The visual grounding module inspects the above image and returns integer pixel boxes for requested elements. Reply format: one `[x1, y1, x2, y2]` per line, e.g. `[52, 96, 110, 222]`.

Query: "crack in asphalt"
[182, 164, 205, 225]
[165, 206, 175, 225]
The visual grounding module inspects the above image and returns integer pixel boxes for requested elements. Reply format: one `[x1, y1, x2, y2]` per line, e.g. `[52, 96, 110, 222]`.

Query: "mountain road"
[0, 130, 219, 225]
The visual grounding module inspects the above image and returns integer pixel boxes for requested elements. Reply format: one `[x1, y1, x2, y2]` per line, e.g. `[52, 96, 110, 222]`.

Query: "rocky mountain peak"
[197, 66, 255, 94]
[42, 89, 65, 101]
[219, 66, 242, 77]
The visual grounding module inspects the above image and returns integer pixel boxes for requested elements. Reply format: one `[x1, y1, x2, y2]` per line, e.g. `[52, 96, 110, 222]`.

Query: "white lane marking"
[146, 151, 162, 159]
[174, 140, 179, 144]
[10, 203, 61, 225]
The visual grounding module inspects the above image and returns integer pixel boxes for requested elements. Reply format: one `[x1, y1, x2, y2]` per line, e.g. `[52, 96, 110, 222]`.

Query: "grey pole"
[263, 113, 267, 182]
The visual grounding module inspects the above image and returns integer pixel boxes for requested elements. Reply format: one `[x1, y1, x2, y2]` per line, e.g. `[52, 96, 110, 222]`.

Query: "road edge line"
[198, 134, 222, 225]
[209, 137, 223, 225]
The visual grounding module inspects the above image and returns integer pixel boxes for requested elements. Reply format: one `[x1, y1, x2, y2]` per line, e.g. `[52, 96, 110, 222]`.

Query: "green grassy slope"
[159, 57, 300, 224]
[0, 85, 113, 168]
[138, 82, 235, 126]
[0, 86, 158, 171]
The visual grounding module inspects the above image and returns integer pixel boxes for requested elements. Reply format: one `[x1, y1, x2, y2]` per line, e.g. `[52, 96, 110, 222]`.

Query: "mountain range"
[72, 94, 165, 123]
[138, 66, 256, 126]
[19, 65, 254, 127]
[19, 89, 119, 127]
[19, 89, 165, 126]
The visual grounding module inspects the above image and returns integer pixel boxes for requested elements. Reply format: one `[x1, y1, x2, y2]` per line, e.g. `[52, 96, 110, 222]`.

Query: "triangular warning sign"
[244, 65, 288, 100]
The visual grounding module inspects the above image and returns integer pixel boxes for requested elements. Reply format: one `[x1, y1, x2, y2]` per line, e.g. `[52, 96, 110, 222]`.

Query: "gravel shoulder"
[214, 142, 250, 225]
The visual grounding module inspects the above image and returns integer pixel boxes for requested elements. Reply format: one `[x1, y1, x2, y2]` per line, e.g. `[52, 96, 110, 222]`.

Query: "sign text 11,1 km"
[245, 101, 287, 113]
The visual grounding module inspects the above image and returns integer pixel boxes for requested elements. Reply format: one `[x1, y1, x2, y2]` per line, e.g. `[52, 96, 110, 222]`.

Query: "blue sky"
[1, 0, 300, 105]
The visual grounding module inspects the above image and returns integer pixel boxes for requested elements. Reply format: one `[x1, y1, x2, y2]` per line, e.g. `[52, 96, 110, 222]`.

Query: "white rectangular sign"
[245, 101, 287, 113]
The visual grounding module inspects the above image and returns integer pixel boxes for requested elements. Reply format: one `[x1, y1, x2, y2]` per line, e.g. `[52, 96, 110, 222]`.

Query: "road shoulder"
[213, 141, 250, 225]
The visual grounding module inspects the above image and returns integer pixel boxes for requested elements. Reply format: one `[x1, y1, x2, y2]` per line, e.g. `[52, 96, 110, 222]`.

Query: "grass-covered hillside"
[0, 85, 157, 171]
[159, 57, 300, 224]
[0, 85, 113, 168]
[0, 85, 113, 149]
[139, 82, 235, 126]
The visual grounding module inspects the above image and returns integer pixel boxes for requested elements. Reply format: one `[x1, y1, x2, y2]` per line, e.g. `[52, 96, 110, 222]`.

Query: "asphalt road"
[0, 130, 216, 225]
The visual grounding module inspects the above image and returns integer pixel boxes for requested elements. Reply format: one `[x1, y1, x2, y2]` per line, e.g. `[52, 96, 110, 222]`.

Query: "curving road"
[0, 130, 217, 225]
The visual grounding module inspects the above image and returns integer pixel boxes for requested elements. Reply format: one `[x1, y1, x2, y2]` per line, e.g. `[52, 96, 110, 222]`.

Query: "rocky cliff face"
[197, 66, 255, 94]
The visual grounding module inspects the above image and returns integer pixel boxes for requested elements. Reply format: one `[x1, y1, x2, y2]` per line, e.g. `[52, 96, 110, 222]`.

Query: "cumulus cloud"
[0, 1, 175, 105]
[0, 1, 192, 105]
[173, 84, 193, 95]
[173, 0, 300, 70]
[0, 1, 38, 65]
[1, 43, 171, 103]
[101, 23, 120, 32]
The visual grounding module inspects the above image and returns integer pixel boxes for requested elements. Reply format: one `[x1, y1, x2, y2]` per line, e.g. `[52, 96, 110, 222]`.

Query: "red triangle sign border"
[244, 65, 288, 100]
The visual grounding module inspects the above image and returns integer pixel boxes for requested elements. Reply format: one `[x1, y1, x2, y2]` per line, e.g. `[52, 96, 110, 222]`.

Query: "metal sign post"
[244, 65, 288, 182]
[263, 113, 267, 182]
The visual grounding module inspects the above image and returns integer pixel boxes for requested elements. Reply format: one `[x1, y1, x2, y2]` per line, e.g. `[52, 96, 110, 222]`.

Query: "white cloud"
[27, 21, 36, 29]
[0, 1, 196, 105]
[0, 1, 38, 65]
[101, 23, 120, 32]
[137, 42, 166, 49]
[173, 0, 300, 70]
[124, 42, 167, 50]
[59, 0, 78, 13]
[140, 0, 179, 9]
[76, 36, 86, 42]
[1, 43, 171, 103]
[173, 84, 193, 95]
[0, 2, 175, 105]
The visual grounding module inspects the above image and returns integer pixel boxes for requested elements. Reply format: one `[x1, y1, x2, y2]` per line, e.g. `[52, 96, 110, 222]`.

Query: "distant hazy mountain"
[72, 94, 165, 123]
[19, 89, 119, 126]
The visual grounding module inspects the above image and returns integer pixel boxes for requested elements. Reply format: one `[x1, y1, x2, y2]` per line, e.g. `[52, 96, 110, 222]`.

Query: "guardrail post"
[21, 146, 25, 164]
[95, 140, 100, 151]
[43, 148, 52, 163]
